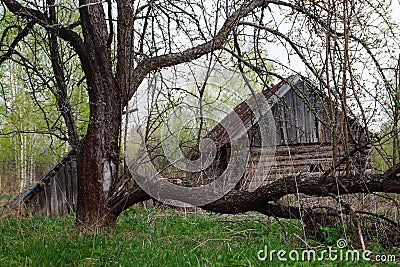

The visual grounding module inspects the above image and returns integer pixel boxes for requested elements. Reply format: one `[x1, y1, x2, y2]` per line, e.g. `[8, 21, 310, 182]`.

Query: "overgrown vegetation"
[0, 207, 398, 266]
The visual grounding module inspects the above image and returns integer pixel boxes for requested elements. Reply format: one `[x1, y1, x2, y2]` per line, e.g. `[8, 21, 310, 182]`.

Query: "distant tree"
[0, 14, 88, 195]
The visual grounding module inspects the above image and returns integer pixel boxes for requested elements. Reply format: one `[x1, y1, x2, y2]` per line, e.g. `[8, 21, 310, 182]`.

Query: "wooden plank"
[269, 152, 335, 162]
[308, 95, 315, 143]
[302, 100, 308, 143]
[272, 105, 282, 144]
[36, 190, 44, 216]
[65, 160, 73, 213]
[267, 166, 319, 174]
[61, 164, 69, 214]
[50, 176, 58, 215]
[56, 165, 67, 215]
[311, 112, 317, 143]
[279, 104, 288, 145]
[27, 193, 37, 215]
[252, 144, 333, 154]
[292, 90, 299, 143]
[43, 183, 51, 216]
[296, 91, 303, 143]
[286, 90, 295, 144]
[296, 94, 304, 143]
[283, 97, 291, 144]
[71, 158, 78, 211]
[304, 100, 311, 143]
[291, 91, 298, 144]
[267, 158, 332, 167]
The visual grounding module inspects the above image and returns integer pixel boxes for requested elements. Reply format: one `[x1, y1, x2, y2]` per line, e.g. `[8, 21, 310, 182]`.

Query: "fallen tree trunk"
[108, 165, 400, 218]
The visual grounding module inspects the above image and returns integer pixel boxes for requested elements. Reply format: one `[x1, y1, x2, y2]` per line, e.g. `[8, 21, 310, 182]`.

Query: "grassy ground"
[0, 207, 398, 266]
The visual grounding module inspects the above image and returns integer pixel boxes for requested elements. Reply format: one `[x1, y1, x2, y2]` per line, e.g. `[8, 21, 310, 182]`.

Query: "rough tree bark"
[73, 1, 122, 229]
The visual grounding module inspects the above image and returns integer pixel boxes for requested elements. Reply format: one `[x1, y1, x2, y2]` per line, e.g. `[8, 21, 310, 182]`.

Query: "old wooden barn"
[8, 74, 373, 215]
[185, 74, 372, 189]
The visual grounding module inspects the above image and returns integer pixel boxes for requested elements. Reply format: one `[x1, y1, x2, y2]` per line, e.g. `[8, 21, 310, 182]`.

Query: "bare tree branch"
[127, 0, 270, 102]
[1, 0, 87, 60]
[0, 20, 35, 65]
[47, 0, 79, 149]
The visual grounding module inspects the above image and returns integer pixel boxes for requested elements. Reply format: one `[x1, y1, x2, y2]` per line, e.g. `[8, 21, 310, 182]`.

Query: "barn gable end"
[245, 75, 372, 186]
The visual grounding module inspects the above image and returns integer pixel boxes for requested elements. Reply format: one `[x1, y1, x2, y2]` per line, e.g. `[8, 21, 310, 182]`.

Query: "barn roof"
[210, 74, 302, 143]
[187, 74, 306, 158]
[187, 72, 372, 160]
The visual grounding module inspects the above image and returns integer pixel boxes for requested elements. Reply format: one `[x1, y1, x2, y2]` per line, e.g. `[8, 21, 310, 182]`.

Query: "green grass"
[0, 208, 398, 266]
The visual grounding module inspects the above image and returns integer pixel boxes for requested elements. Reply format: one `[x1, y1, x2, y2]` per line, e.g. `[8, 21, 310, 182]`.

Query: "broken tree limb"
[109, 163, 400, 218]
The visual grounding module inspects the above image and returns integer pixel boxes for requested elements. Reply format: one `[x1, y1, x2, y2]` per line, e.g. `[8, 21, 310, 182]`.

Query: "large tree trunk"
[75, 1, 122, 230]
[75, 129, 120, 230]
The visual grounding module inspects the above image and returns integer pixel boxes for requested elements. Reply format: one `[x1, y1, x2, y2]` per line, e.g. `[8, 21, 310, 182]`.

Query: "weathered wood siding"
[240, 79, 372, 189]
[10, 156, 78, 216]
[272, 84, 331, 145]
